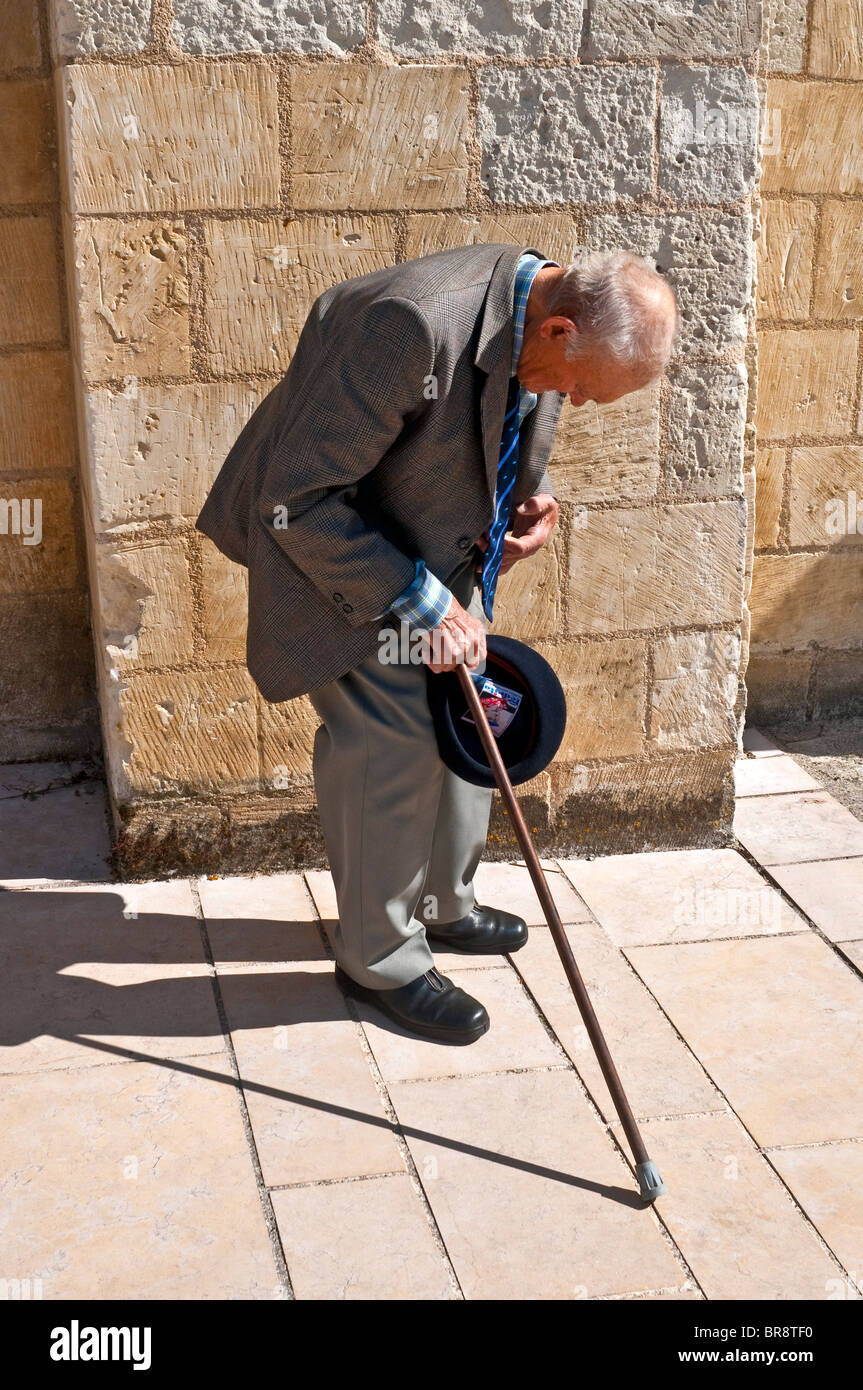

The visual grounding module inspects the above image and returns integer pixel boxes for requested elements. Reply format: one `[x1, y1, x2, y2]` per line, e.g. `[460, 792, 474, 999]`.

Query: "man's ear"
[542, 315, 577, 341]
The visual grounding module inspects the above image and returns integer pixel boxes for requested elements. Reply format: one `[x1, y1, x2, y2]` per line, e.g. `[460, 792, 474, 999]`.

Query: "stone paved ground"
[1, 728, 862, 1301]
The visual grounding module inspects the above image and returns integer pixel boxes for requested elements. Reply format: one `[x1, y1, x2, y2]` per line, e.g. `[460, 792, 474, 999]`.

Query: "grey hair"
[543, 251, 678, 377]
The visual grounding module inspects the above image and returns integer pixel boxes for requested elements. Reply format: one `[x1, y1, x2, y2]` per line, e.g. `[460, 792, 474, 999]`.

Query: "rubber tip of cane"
[637, 1160, 667, 1203]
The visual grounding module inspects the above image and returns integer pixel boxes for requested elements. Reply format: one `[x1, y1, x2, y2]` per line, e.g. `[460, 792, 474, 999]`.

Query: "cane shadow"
[0, 886, 643, 1209]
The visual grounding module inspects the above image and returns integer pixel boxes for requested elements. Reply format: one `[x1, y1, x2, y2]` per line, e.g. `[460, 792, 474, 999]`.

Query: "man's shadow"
[0, 886, 643, 1207]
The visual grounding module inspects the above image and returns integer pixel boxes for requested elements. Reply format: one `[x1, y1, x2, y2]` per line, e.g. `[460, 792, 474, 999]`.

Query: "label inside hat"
[462, 677, 523, 738]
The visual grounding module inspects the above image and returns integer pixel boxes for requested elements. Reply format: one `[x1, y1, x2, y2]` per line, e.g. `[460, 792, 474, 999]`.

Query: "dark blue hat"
[425, 634, 567, 788]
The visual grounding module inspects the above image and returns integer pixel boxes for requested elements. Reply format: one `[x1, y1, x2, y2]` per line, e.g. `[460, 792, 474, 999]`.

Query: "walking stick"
[456, 662, 667, 1204]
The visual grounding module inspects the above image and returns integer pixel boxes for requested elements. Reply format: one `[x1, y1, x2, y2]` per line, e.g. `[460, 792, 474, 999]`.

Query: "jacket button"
[457, 536, 471, 550]
[342, 602, 353, 614]
[332, 591, 343, 602]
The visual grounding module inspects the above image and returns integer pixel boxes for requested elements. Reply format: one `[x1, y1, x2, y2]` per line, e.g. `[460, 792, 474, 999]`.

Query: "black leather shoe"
[334, 965, 489, 1044]
[426, 902, 528, 955]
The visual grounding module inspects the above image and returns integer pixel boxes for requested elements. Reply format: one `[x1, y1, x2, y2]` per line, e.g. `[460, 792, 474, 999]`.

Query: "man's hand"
[475, 493, 559, 578]
[425, 595, 487, 673]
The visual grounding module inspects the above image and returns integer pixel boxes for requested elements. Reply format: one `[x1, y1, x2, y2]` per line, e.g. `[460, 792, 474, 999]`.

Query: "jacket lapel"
[474, 242, 556, 504]
[514, 389, 565, 501]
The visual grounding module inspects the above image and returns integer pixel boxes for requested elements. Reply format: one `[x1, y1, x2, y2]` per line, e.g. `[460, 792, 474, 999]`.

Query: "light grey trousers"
[308, 553, 493, 989]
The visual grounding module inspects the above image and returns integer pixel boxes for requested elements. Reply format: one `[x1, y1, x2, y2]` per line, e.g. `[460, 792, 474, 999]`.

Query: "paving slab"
[630, 1113, 845, 1300]
[0, 780, 113, 886]
[218, 963, 403, 1185]
[742, 728, 786, 757]
[272, 1174, 454, 1300]
[514, 923, 722, 1122]
[472, 860, 591, 925]
[627, 934, 863, 1147]
[558, 848, 803, 947]
[197, 871, 325, 964]
[0, 880, 225, 1073]
[354, 965, 564, 1083]
[843, 941, 863, 972]
[734, 754, 821, 797]
[610, 1285, 703, 1300]
[389, 1069, 682, 1299]
[734, 790, 863, 865]
[768, 1140, 863, 1287]
[0, 1056, 278, 1300]
[767, 859, 863, 942]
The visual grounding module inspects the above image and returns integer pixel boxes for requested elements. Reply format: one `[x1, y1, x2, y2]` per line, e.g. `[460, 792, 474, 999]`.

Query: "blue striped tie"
[481, 373, 522, 620]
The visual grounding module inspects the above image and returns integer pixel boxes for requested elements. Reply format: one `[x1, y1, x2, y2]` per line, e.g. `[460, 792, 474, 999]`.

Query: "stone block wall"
[47, 0, 761, 873]
[749, 0, 863, 720]
[0, 0, 98, 761]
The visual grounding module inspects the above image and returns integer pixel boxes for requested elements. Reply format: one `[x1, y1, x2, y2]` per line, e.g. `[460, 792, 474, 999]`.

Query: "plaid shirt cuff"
[388, 561, 453, 630]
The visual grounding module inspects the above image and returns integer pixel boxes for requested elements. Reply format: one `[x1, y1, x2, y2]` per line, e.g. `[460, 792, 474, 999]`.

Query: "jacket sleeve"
[534, 466, 555, 499]
[256, 295, 435, 627]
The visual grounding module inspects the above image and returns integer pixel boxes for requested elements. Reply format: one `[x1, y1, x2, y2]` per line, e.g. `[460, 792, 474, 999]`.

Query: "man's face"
[516, 317, 651, 407]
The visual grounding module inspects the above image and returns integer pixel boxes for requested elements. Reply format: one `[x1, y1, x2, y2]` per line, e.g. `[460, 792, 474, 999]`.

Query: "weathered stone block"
[116, 667, 259, 795]
[0, 216, 62, 346]
[85, 379, 271, 530]
[651, 631, 740, 750]
[479, 66, 655, 206]
[788, 445, 863, 547]
[376, 0, 582, 56]
[586, 212, 753, 357]
[764, 0, 808, 74]
[200, 543, 248, 664]
[665, 364, 747, 497]
[0, 591, 96, 760]
[753, 446, 785, 548]
[259, 693, 319, 785]
[549, 751, 733, 853]
[542, 637, 646, 760]
[403, 212, 579, 264]
[203, 215, 395, 374]
[61, 62, 279, 214]
[0, 351, 78, 475]
[745, 648, 811, 720]
[743, 467, 756, 599]
[659, 65, 760, 202]
[0, 476, 80, 594]
[493, 534, 563, 641]
[292, 64, 470, 210]
[815, 651, 863, 714]
[756, 198, 817, 320]
[0, 80, 55, 204]
[812, 200, 863, 321]
[810, 0, 863, 79]
[50, 0, 151, 55]
[73, 218, 190, 382]
[568, 500, 747, 635]
[96, 539, 195, 670]
[0, 0, 42, 72]
[586, 1, 761, 59]
[756, 329, 858, 438]
[762, 80, 863, 194]
[750, 553, 863, 646]
[173, 0, 364, 54]
[550, 382, 660, 504]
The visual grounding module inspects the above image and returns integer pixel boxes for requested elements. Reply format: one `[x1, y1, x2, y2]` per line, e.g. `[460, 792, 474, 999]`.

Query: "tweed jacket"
[195, 241, 565, 702]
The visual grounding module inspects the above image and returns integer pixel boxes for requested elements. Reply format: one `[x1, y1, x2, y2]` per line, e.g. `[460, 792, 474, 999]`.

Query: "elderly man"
[196, 242, 677, 1045]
